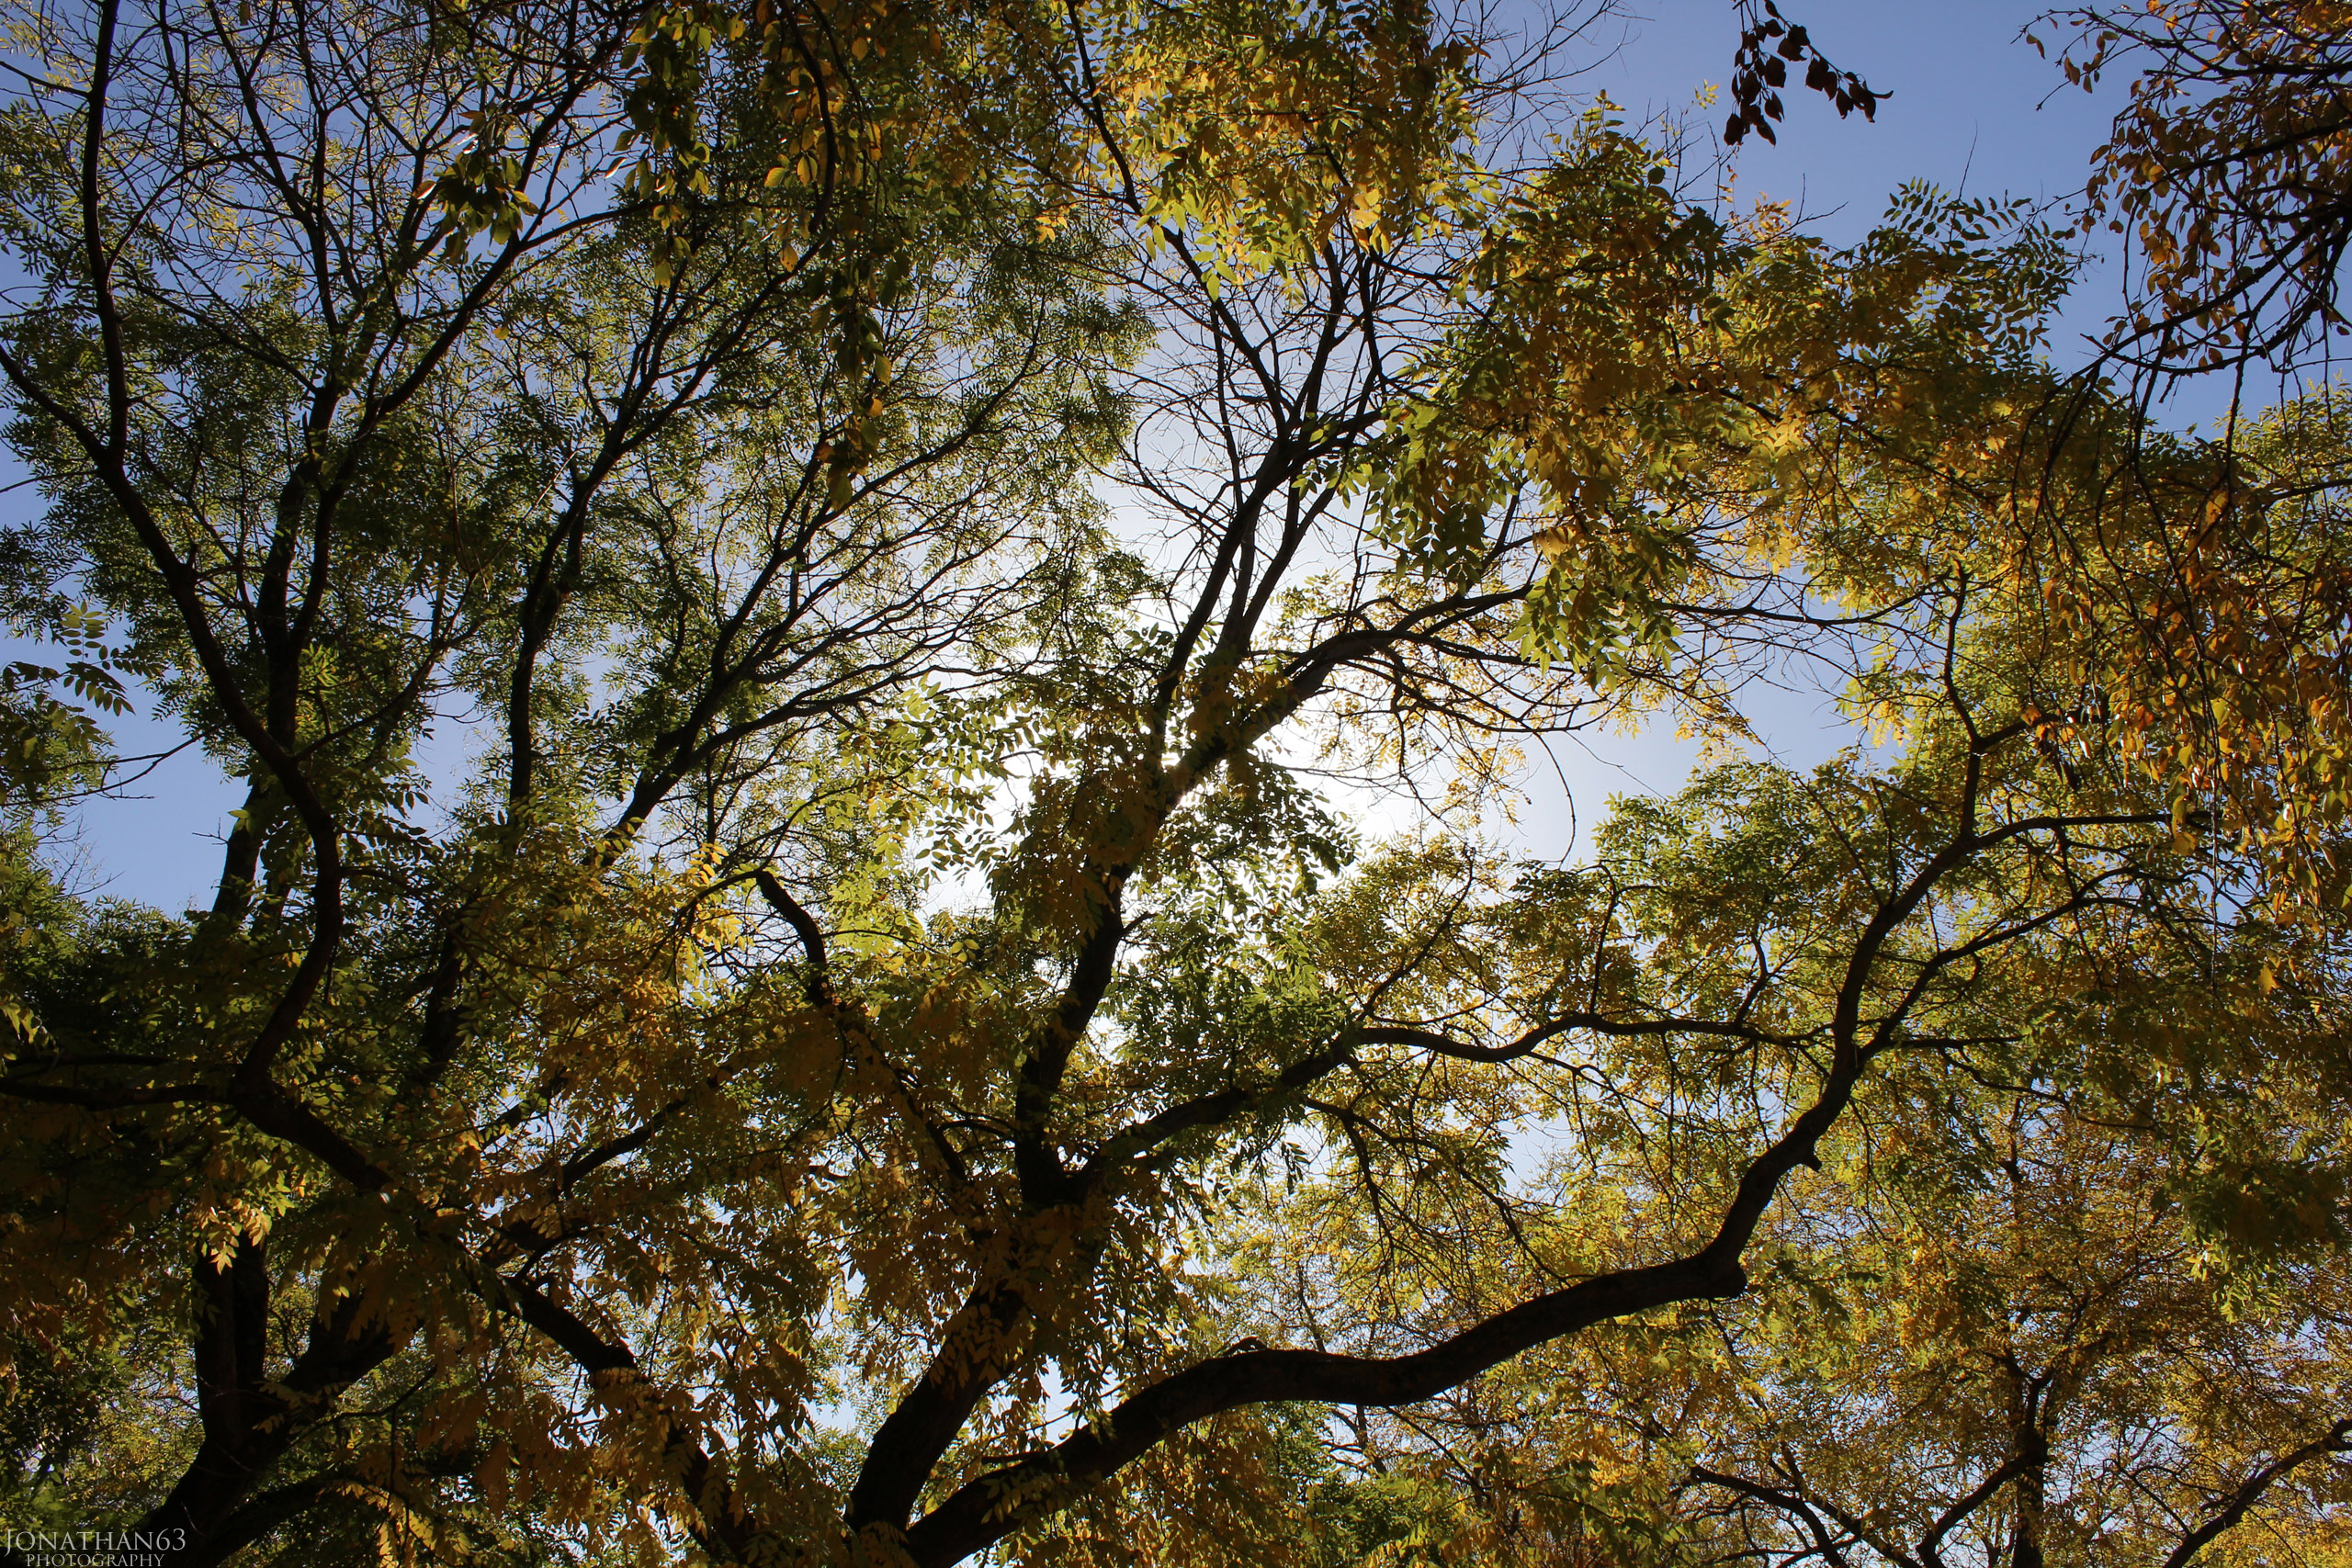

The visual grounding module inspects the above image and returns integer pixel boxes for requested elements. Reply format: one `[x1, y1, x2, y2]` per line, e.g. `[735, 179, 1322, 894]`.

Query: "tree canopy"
[2, 1, 2350, 1565]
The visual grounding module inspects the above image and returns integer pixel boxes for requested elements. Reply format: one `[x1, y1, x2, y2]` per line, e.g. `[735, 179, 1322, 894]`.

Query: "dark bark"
[141, 1280, 400, 1566]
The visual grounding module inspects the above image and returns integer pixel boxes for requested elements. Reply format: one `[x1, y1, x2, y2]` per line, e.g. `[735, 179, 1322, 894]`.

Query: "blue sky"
[1595, 4, 2115, 215]
[12, 2, 2173, 905]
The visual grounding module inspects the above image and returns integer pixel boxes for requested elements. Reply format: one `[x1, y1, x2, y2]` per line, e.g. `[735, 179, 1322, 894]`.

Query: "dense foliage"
[2, 0, 2350, 1564]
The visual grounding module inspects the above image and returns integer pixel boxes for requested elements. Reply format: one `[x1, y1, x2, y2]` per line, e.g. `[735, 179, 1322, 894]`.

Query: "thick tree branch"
[2158, 1417, 2352, 1568]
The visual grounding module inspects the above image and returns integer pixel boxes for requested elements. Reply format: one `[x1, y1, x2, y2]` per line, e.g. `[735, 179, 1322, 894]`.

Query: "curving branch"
[2158, 1416, 2352, 1568]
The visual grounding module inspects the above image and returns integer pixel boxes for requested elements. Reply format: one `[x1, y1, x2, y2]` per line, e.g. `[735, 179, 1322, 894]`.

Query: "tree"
[1680, 1101, 2352, 1568]
[1299, 920, 2352, 1568]
[2043, 0, 2352, 382]
[2, 1, 2350, 1565]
